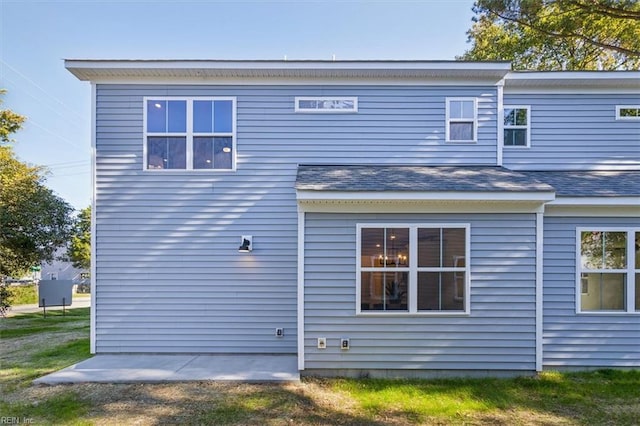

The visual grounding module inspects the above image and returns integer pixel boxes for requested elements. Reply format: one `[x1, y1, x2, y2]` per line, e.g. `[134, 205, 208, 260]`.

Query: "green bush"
[7, 284, 38, 305]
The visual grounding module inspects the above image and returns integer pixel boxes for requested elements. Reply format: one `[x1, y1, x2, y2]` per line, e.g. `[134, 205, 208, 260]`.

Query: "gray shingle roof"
[296, 165, 554, 193]
[296, 165, 640, 197]
[524, 171, 640, 197]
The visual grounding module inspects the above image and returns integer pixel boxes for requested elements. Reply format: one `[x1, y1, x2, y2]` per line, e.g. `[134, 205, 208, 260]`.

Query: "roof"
[524, 170, 640, 197]
[64, 59, 512, 81]
[504, 71, 640, 90]
[296, 165, 555, 193]
[296, 166, 640, 198]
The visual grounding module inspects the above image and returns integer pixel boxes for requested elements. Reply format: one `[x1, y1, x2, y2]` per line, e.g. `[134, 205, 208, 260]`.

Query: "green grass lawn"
[6, 284, 38, 305]
[1, 308, 639, 425]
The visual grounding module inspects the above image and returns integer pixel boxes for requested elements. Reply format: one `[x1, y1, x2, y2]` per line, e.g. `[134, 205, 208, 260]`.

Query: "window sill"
[142, 168, 236, 173]
[576, 311, 640, 315]
[356, 311, 470, 317]
[504, 145, 530, 149]
[445, 140, 477, 144]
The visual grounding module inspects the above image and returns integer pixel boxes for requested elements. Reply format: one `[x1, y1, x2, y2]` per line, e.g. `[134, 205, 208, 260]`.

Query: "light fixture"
[238, 235, 252, 252]
[222, 147, 232, 153]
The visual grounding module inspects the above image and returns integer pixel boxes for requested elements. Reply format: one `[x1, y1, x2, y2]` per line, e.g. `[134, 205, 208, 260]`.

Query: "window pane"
[193, 101, 213, 133]
[147, 137, 186, 169]
[515, 108, 528, 125]
[418, 228, 440, 267]
[214, 137, 233, 170]
[461, 101, 474, 119]
[449, 100, 462, 118]
[443, 228, 466, 267]
[580, 273, 625, 311]
[418, 272, 464, 311]
[635, 232, 640, 269]
[636, 273, 640, 311]
[167, 101, 186, 133]
[193, 137, 214, 169]
[504, 108, 515, 126]
[386, 228, 409, 267]
[581, 231, 627, 269]
[147, 100, 166, 132]
[504, 129, 527, 146]
[449, 122, 473, 141]
[361, 272, 408, 311]
[361, 228, 384, 267]
[214, 101, 233, 132]
[620, 108, 640, 117]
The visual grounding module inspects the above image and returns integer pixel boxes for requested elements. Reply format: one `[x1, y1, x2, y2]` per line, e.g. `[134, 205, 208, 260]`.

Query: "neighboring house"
[65, 60, 639, 376]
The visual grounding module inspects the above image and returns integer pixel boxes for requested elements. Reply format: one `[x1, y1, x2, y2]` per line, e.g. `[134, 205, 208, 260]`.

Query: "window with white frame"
[616, 105, 640, 120]
[358, 225, 470, 314]
[504, 106, 530, 147]
[578, 229, 640, 313]
[144, 97, 235, 170]
[446, 98, 477, 142]
[294, 97, 358, 113]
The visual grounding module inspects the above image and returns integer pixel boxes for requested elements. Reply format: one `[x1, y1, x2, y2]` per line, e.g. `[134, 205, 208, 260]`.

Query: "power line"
[27, 120, 90, 153]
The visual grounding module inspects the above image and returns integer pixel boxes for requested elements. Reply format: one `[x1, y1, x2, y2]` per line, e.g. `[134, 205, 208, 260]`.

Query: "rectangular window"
[504, 106, 530, 148]
[144, 97, 236, 171]
[294, 97, 358, 113]
[358, 224, 470, 315]
[577, 229, 640, 313]
[616, 105, 640, 120]
[446, 98, 477, 143]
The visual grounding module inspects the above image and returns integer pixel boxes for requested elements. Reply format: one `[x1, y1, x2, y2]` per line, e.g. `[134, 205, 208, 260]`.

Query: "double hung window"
[446, 98, 477, 142]
[504, 106, 530, 147]
[358, 224, 470, 315]
[578, 229, 640, 313]
[144, 97, 235, 170]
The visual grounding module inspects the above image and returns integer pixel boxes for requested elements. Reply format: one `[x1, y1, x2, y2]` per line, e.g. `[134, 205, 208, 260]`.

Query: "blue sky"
[1, 0, 476, 209]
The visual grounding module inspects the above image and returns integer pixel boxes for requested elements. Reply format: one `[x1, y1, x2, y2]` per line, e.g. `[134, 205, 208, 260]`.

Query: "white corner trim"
[496, 81, 504, 166]
[297, 210, 305, 371]
[90, 83, 97, 355]
[535, 212, 543, 372]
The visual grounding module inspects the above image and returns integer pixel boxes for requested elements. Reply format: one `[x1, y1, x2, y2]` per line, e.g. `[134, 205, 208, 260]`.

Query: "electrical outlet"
[275, 328, 284, 337]
[340, 338, 350, 350]
[317, 338, 326, 349]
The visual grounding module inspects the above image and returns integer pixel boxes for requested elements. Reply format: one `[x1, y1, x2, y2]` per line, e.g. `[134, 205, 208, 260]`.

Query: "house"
[65, 60, 639, 377]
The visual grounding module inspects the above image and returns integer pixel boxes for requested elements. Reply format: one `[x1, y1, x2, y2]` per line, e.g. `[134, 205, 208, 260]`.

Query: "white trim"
[296, 190, 555, 202]
[294, 96, 358, 113]
[356, 224, 471, 316]
[143, 96, 237, 172]
[545, 205, 640, 217]
[90, 83, 97, 354]
[445, 97, 477, 143]
[298, 200, 549, 214]
[615, 105, 640, 120]
[496, 81, 504, 166]
[575, 227, 639, 314]
[503, 105, 531, 148]
[546, 197, 640, 206]
[297, 210, 305, 371]
[535, 212, 543, 372]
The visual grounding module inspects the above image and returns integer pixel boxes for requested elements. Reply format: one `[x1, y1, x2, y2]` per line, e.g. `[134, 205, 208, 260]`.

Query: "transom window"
[446, 98, 477, 143]
[616, 105, 640, 120]
[294, 97, 358, 113]
[577, 229, 639, 313]
[144, 97, 236, 171]
[504, 106, 530, 148]
[358, 224, 470, 315]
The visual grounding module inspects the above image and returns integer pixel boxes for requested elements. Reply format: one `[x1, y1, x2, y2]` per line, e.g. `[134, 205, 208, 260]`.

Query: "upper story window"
[358, 224, 470, 315]
[578, 229, 639, 313]
[144, 97, 236, 171]
[446, 98, 477, 143]
[504, 106, 530, 148]
[294, 97, 358, 113]
[616, 106, 640, 120]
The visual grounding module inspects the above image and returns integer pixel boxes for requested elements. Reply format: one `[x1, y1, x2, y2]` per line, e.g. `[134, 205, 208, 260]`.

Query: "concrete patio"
[34, 354, 299, 384]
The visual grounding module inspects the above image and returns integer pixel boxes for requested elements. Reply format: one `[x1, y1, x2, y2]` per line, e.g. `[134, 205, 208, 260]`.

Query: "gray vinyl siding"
[94, 84, 497, 353]
[503, 93, 640, 170]
[543, 217, 640, 368]
[304, 213, 537, 371]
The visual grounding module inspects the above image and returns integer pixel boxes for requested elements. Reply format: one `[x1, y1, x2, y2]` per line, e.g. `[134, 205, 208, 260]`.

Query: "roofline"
[64, 59, 512, 82]
[505, 71, 640, 89]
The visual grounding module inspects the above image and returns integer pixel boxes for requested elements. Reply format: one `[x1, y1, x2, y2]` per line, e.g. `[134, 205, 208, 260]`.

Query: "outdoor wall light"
[238, 235, 252, 252]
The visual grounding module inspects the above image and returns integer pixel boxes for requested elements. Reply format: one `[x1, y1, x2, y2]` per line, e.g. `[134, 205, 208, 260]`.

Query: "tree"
[68, 206, 91, 270]
[460, 0, 640, 70]
[0, 91, 75, 314]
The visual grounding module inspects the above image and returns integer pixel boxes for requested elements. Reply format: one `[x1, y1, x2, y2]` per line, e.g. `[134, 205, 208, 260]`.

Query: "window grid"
[445, 98, 477, 143]
[143, 97, 236, 171]
[503, 105, 530, 148]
